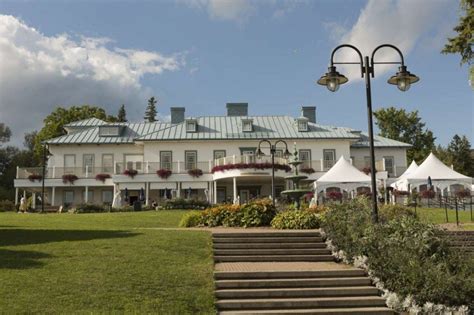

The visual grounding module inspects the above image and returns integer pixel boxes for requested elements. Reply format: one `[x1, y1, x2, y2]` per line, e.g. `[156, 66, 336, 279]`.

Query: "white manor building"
[14, 103, 411, 208]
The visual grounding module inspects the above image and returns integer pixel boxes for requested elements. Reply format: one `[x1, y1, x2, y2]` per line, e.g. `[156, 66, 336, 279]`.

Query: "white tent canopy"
[314, 156, 372, 193]
[391, 160, 418, 191]
[402, 153, 472, 191]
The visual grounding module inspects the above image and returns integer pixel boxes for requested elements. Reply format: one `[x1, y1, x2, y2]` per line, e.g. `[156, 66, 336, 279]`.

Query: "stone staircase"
[212, 231, 394, 314]
[444, 231, 474, 253]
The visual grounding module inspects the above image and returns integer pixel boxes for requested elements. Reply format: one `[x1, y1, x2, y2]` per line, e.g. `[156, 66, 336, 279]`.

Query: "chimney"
[301, 106, 316, 123]
[226, 103, 248, 116]
[170, 107, 185, 124]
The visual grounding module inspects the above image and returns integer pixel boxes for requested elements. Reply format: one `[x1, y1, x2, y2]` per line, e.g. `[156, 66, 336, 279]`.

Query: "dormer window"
[99, 126, 121, 137]
[242, 118, 253, 132]
[186, 119, 197, 133]
[296, 117, 308, 132]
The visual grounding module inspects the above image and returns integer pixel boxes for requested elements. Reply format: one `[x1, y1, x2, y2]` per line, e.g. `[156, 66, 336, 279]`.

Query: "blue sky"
[0, 0, 472, 146]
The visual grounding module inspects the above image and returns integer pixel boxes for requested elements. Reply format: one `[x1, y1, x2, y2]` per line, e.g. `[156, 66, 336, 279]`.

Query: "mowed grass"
[415, 206, 474, 230]
[0, 211, 215, 314]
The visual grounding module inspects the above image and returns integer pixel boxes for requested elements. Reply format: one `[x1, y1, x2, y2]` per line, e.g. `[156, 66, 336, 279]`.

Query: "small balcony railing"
[16, 166, 114, 180]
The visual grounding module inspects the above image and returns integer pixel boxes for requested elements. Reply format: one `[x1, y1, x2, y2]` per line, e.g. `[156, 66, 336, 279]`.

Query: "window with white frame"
[99, 126, 121, 137]
[323, 149, 336, 170]
[214, 150, 226, 161]
[125, 155, 143, 171]
[384, 156, 395, 176]
[299, 150, 311, 168]
[64, 154, 76, 174]
[242, 119, 253, 132]
[83, 154, 94, 174]
[297, 118, 308, 131]
[102, 190, 113, 203]
[102, 154, 114, 173]
[186, 120, 197, 132]
[160, 151, 172, 170]
[185, 151, 197, 170]
[64, 191, 74, 204]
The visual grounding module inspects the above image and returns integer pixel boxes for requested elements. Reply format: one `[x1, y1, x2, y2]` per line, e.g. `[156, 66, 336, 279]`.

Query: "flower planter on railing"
[62, 174, 78, 184]
[123, 169, 138, 178]
[300, 167, 315, 174]
[211, 162, 291, 173]
[188, 168, 203, 178]
[95, 173, 111, 183]
[28, 174, 43, 182]
[157, 169, 172, 179]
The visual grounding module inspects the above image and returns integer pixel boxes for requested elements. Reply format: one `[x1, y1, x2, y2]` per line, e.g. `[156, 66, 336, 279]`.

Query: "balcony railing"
[16, 166, 115, 180]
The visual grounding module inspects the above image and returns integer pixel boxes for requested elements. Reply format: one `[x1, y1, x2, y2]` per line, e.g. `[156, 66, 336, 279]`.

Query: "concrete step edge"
[218, 307, 395, 315]
[214, 270, 366, 279]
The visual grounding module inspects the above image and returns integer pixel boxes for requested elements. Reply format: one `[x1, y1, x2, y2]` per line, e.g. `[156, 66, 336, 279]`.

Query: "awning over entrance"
[150, 182, 176, 190]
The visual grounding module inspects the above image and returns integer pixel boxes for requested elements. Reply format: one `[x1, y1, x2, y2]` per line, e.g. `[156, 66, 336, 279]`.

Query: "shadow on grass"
[0, 249, 51, 269]
[0, 229, 140, 247]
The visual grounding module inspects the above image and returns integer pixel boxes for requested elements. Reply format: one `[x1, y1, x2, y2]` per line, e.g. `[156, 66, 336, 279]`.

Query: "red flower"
[393, 189, 410, 196]
[157, 169, 172, 179]
[326, 191, 343, 200]
[124, 169, 138, 178]
[28, 174, 43, 182]
[211, 163, 291, 173]
[420, 190, 435, 199]
[188, 168, 203, 178]
[95, 173, 111, 183]
[62, 174, 78, 184]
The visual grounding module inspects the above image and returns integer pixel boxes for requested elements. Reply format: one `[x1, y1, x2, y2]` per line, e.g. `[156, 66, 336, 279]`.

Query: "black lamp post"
[256, 139, 291, 206]
[317, 44, 419, 223]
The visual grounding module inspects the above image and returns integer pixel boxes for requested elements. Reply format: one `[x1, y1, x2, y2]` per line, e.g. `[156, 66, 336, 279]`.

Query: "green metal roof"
[138, 116, 361, 141]
[46, 115, 411, 148]
[47, 122, 171, 144]
[351, 133, 412, 148]
[64, 118, 107, 128]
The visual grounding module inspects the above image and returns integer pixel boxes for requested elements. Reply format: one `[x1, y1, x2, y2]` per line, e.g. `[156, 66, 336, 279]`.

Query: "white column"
[146, 161, 149, 173]
[16, 166, 19, 178]
[208, 160, 212, 173]
[177, 161, 181, 173]
[15, 188, 19, 205]
[213, 180, 217, 204]
[145, 182, 149, 206]
[52, 166, 56, 178]
[320, 159, 324, 171]
[85, 165, 89, 178]
[85, 186, 89, 203]
[51, 187, 56, 206]
[32, 192, 36, 209]
[177, 182, 181, 198]
[233, 177, 237, 203]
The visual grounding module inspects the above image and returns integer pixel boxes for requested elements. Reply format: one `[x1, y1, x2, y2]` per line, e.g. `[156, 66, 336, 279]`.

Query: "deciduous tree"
[373, 107, 435, 163]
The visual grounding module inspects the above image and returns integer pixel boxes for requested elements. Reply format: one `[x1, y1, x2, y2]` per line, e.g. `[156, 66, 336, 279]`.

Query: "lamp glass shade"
[327, 78, 340, 92]
[283, 149, 291, 159]
[256, 148, 264, 158]
[387, 66, 419, 92]
[316, 66, 348, 92]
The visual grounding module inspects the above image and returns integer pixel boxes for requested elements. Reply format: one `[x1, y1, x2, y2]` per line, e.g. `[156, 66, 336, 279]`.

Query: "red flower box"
[62, 174, 78, 184]
[95, 173, 111, 183]
[28, 174, 43, 182]
[300, 167, 315, 174]
[157, 169, 172, 179]
[188, 168, 203, 178]
[211, 163, 291, 173]
[124, 169, 138, 178]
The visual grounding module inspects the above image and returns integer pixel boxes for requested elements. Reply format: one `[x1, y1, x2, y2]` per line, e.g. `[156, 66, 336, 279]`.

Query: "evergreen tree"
[117, 104, 127, 122]
[447, 134, 474, 176]
[144, 97, 158, 122]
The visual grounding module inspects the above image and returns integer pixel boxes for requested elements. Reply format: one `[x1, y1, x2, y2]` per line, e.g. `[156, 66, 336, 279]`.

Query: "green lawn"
[415, 206, 474, 230]
[0, 210, 215, 314]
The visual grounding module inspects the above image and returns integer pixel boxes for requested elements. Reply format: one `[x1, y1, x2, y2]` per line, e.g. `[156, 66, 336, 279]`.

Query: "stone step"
[215, 277, 371, 289]
[214, 249, 332, 256]
[213, 232, 321, 238]
[213, 237, 324, 243]
[214, 269, 366, 280]
[213, 242, 328, 249]
[215, 286, 381, 299]
[214, 255, 334, 263]
[216, 296, 388, 310]
[219, 307, 394, 315]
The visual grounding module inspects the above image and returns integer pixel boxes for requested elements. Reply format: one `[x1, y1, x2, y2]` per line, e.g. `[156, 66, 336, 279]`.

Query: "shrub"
[379, 204, 417, 222]
[157, 169, 172, 179]
[73, 203, 106, 213]
[393, 189, 410, 196]
[240, 199, 277, 227]
[326, 191, 343, 201]
[300, 167, 315, 174]
[0, 200, 16, 212]
[179, 211, 202, 227]
[271, 210, 322, 229]
[163, 198, 209, 210]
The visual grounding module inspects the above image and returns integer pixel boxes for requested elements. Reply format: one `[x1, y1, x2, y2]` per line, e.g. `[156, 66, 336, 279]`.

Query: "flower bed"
[187, 168, 203, 178]
[211, 162, 291, 173]
[455, 190, 471, 199]
[28, 174, 43, 182]
[322, 198, 473, 313]
[62, 174, 78, 184]
[420, 189, 435, 199]
[123, 169, 138, 178]
[95, 173, 111, 183]
[326, 191, 343, 200]
[157, 169, 172, 179]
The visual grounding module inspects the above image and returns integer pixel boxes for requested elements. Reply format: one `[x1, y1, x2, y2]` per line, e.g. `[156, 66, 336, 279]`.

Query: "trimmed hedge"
[162, 198, 209, 210]
[271, 210, 322, 229]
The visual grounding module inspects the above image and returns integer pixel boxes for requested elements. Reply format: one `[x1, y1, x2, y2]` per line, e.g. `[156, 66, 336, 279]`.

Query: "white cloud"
[325, 0, 451, 81]
[0, 15, 184, 144]
[180, 0, 256, 22]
